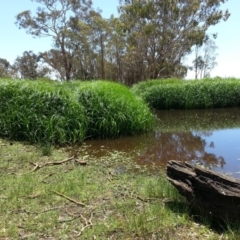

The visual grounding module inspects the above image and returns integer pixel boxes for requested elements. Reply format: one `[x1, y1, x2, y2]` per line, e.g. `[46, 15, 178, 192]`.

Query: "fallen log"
[166, 160, 240, 225]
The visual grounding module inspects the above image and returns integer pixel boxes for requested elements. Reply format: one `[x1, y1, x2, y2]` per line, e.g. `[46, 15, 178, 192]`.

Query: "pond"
[83, 108, 240, 178]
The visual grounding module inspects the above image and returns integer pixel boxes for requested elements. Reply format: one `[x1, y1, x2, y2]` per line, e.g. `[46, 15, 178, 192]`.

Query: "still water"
[83, 108, 240, 178]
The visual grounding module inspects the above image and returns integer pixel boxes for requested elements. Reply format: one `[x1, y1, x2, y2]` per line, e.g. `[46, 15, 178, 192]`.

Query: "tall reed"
[132, 78, 240, 110]
[71, 80, 155, 139]
[0, 79, 154, 143]
[0, 80, 86, 144]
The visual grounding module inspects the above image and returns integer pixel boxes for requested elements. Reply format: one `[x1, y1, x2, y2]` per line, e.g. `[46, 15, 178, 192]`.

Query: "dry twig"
[135, 195, 158, 202]
[75, 210, 94, 237]
[11, 207, 60, 215]
[52, 190, 86, 207]
[21, 155, 86, 175]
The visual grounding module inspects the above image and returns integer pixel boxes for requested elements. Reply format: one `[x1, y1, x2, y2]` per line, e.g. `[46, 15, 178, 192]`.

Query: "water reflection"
[82, 108, 240, 178]
[155, 108, 240, 131]
[137, 131, 226, 170]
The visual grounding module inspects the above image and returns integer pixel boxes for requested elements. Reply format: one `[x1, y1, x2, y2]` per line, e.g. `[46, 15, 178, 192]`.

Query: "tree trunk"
[100, 34, 105, 79]
[166, 160, 240, 225]
[60, 36, 71, 81]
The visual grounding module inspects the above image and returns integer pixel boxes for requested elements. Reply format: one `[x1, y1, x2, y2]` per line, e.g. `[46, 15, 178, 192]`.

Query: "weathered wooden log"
[166, 160, 240, 224]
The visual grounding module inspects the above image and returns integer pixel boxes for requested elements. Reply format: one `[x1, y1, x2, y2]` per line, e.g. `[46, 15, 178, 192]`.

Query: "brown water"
[83, 108, 240, 178]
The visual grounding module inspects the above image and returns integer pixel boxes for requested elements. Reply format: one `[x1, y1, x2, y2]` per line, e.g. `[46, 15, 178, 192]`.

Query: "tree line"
[0, 0, 229, 85]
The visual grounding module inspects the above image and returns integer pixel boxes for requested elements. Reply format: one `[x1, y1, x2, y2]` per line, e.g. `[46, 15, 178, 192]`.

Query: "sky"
[0, 0, 239, 79]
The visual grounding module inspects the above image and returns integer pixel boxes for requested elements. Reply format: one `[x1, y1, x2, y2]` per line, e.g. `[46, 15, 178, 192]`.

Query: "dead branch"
[0, 195, 7, 199]
[135, 195, 158, 202]
[11, 207, 60, 215]
[52, 190, 86, 207]
[75, 210, 94, 237]
[167, 160, 240, 224]
[75, 159, 87, 165]
[41, 173, 55, 182]
[26, 192, 41, 199]
[42, 155, 76, 166]
[59, 208, 94, 236]
[58, 215, 80, 223]
[21, 156, 76, 175]
[26, 162, 41, 174]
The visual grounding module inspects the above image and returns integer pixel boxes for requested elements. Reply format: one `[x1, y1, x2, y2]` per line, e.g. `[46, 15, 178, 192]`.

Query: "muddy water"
[83, 108, 240, 178]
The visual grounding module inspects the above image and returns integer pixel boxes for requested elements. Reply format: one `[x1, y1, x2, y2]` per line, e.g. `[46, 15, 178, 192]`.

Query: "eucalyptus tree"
[103, 17, 126, 82]
[13, 51, 49, 79]
[0, 58, 11, 78]
[117, 0, 230, 83]
[62, 10, 109, 80]
[200, 39, 218, 78]
[39, 49, 66, 79]
[192, 38, 218, 79]
[16, 0, 94, 81]
[89, 11, 112, 79]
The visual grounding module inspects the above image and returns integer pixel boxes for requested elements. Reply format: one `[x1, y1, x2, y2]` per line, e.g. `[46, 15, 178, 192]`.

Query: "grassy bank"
[0, 79, 154, 144]
[1, 139, 238, 239]
[132, 78, 240, 110]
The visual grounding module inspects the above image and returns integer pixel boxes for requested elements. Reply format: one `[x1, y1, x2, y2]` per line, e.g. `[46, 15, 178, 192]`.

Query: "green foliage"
[0, 80, 86, 144]
[13, 50, 49, 79]
[14, 0, 230, 83]
[69, 80, 155, 138]
[116, 0, 229, 83]
[0, 58, 11, 78]
[0, 79, 154, 144]
[132, 78, 240, 110]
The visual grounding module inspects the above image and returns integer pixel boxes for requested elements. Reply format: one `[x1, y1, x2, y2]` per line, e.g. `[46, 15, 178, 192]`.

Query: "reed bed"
[0, 79, 154, 144]
[69, 80, 154, 139]
[0, 80, 86, 144]
[132, 78, 240, 110]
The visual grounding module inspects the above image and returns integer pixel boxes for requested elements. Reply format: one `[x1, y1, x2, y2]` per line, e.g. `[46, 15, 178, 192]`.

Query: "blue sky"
[0, 0, 239, 79]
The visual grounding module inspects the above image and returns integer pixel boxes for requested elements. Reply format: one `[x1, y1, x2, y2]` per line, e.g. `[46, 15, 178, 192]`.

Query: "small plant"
[39, 142, 52, 156]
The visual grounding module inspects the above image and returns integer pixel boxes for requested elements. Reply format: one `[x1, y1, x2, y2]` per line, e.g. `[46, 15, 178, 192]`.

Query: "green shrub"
[132, 78, 240, 110]
[72, 80, 155, 138]
[0, 79, 154, 143]
[0, 80, 86, 144]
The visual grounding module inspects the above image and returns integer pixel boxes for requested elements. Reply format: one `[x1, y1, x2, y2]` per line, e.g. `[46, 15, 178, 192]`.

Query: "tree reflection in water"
[136, 130, 226, 170]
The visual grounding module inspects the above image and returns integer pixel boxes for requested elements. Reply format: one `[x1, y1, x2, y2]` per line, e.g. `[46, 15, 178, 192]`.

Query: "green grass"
[132, 78, 240, 110]
[1, 139, 237, 239]
[0, 79, 154, 144]
[66, 80, 155, 139]
[0, 80, 86, 144]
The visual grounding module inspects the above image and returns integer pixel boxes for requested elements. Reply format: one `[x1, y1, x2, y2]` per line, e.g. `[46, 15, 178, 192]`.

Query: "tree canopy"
[0, 58, 11, 78]
[11, 0, 231, 83]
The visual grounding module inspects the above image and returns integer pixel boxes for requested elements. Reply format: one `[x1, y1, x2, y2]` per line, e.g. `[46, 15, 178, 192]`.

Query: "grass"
[1, 138, 238, 239]
[66, 80, 155, 139]
[132, 78, 240, 110]
[0, 79, 154, 144]
[0, 80, 86, 145]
